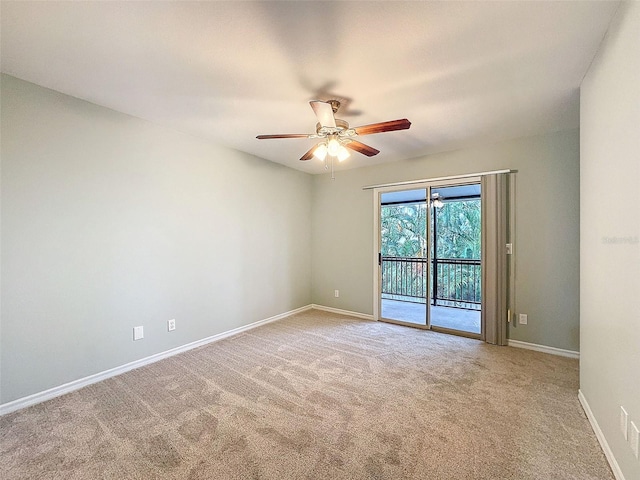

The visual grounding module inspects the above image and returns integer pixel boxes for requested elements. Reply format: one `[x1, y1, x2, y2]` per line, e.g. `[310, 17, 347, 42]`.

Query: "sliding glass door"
[428, 184, 482, 336]
[379, 187, 431, 328]
[376, 180, 483, 339]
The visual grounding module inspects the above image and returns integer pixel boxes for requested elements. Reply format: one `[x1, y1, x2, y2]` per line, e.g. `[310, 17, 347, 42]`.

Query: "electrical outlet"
[518, 313, 528, 325]
[630, 421, 639, 459]
[168, 319, 176, 332]
[621, 406, 629, 440]
[334, 290, 339, 298]
[133, 326, 144, 341]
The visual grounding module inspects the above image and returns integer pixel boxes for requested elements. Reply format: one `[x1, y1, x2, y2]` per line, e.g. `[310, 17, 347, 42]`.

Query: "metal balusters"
[381, 257, 481, 310]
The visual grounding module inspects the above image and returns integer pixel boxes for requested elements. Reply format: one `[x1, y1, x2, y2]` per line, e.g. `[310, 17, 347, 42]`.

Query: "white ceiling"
[1, 1, 619, 174]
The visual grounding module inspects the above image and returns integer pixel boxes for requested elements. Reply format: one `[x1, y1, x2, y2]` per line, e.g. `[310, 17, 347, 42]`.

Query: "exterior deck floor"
[381, 299, 481, 334]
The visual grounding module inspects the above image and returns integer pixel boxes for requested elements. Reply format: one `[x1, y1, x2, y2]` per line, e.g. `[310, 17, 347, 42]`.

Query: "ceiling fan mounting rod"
[328, 99, 341, 113]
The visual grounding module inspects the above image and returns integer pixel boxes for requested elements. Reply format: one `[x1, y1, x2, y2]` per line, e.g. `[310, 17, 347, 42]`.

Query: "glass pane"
[429, 184, 482, 334]
[380, 188, 428, 326]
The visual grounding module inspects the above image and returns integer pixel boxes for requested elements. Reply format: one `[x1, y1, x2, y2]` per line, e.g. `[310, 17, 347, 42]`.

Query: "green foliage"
[381, 199, 481, 259]
[381, 198, 482, 306]
[434, 200, 481, 259]
[381, 203, 427, 257]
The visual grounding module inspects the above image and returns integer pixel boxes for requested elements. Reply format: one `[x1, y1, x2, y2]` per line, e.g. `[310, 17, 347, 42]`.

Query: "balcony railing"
[381, 256, 481, 310]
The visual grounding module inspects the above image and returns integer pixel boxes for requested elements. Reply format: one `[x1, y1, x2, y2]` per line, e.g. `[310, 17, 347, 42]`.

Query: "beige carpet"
[1, 310, 613, 479]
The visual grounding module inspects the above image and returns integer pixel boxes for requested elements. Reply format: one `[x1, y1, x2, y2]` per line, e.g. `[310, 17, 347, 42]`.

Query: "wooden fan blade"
[256, 134, 311, 139]
[309, 100, 336, 128]
[353, 119, 411, 136]
[345, 140, 380, 157]
[299, 145, 318, 161]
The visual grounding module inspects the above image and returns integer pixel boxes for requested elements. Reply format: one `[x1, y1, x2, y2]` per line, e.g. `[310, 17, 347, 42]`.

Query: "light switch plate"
[518, 313, 528, 325]
[133, 326, 144, 341]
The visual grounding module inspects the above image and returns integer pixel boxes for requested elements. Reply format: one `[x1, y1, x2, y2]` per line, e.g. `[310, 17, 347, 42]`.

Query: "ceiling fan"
[256, 100, 411, 164]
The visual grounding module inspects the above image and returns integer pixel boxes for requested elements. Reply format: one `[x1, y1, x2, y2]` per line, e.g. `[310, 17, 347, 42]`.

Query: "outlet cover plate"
[168, 319, 176, 332]
[518, 314, 528, 325]
[621, 406, 629, 440]
[631, 421, 639, 459]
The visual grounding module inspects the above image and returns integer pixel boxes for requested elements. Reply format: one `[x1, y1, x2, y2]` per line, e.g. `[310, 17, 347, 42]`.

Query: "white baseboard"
[0, 306, 583, 416]
[0, 304, 312, 416]
[311, 304, 374, 321]
[507, 339, 580, 359]
[578, 390, 625, 480]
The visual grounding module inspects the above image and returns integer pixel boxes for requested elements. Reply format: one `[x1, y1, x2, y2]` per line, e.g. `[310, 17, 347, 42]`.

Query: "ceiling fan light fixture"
[327, 137, 340, 156]
[431, 193, 444, 208]
[313, 143, 328, 161]
[337, 145, 350, 162]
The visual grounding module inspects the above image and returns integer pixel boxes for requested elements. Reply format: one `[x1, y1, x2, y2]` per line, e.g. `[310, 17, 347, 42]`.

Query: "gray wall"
[312, 129, 581, 351]
[0, 75, 312, 404]
[580, 2, 640, 479]
[0, 72, 587, 405]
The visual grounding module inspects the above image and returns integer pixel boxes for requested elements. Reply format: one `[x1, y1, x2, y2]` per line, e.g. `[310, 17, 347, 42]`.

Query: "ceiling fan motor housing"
[315, 118, 353, 138]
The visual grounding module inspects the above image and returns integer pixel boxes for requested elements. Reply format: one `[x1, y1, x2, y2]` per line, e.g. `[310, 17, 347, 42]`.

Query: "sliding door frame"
[373, 177, 483, 339]
[374, 183, 431, 329]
